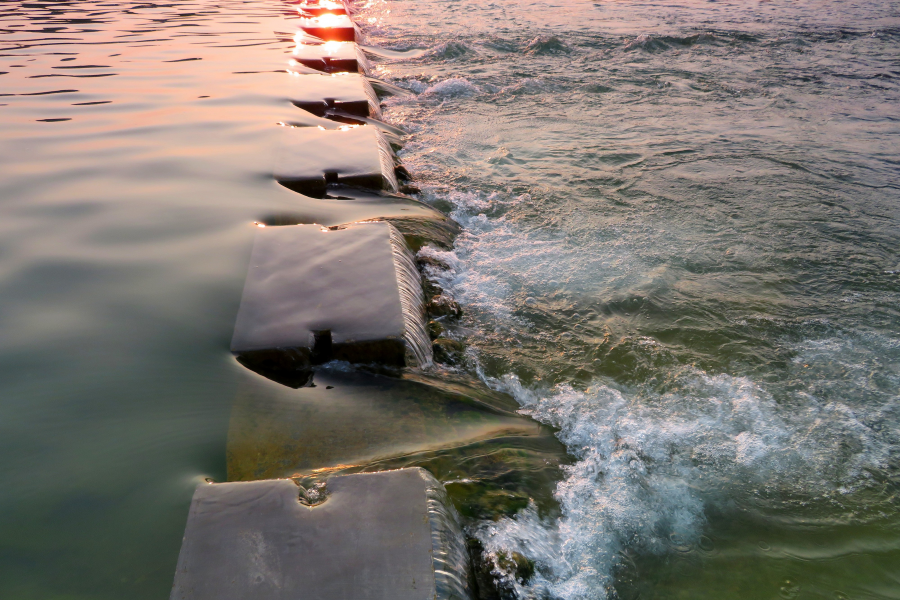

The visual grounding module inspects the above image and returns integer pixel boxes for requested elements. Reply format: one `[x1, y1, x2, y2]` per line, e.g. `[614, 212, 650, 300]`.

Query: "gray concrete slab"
[287, 73, 381, 120]
[231, 222, 430, 386]
[291, 41, 369, 74]
[274, 124, 398, 197]
[170, 468, 472, 600]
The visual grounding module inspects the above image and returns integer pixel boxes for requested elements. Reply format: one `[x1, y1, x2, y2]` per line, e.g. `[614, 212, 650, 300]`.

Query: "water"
[387, 221, 435, 367]
[0, 0, 898, 599]
[358, 0, 900, 598]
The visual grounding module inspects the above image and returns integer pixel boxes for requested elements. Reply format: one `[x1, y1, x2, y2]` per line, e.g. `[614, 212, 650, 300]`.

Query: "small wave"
[421, 77, 480, 98]
[496, 78, 548, 97]
[623, 33, 669, 52]
[476, 363, 899, 599]
[360, 44, 429, 59]
[523, 35, 571, 55]
[623, 32, 717, 52]
[424, 40, 476, 60]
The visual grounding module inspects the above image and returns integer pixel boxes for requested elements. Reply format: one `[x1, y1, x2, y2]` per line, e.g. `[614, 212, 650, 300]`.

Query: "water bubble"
[698, 536, 715, 552]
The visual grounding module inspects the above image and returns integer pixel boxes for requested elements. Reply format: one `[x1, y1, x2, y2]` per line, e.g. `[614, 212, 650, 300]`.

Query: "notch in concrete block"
[288, 72, 382, 120]
[170, 468, 473, 600]
[275, 124, 399, 197]
[296, 14, 357, 42]
[291, 41, 370, 74]
[231, 221, 431, 387]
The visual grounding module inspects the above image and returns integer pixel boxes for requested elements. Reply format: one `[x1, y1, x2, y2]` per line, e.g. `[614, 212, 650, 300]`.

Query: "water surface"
[0, 0, 898, 599]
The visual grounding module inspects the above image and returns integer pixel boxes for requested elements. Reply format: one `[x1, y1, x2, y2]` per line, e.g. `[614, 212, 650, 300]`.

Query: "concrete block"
[291, 41, 370, 74]
[231, 222, 430, 387]
[274, 124, 398, 197]
[226, 368, 545, 482]
[296, 14, 357, 42]
[170, 468, 472, 600]
[294, 0, 349, 16]
[287, 72, 381, 120]
[256, 187, 460, 250]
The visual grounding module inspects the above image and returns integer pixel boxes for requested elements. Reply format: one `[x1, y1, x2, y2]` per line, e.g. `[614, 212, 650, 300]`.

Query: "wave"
[623, 32, 718, 52]
[421, 77, 480, 98]
[523, 35, 571, 56]
[424, 40, 477, 60]
[474, 361, 899, 599]
[414, 188, 900, 600]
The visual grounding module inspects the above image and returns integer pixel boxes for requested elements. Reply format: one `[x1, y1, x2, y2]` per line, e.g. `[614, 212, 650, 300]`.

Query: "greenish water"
[0, 0, 898, 599]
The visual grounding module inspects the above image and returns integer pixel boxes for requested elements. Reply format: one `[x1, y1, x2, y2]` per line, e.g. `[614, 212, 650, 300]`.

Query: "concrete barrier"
[294, 0, 350, 16]
[297, 14, 357, 42]
[170, 468, 472, 600]
[290, 41, 370, 74]
[231, 221, 431, 387]
[287, 72, 381, 120]
[275, 124, 398, 197]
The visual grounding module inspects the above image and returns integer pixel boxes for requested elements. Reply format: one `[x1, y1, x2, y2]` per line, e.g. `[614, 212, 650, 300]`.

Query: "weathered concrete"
[297, 14, 357, 42]
[171, 468, 472, 600]
[287, 72, 381, 120]
[274, 124, 398, 197]
[231, 222, 430, 386]
[291, 41, 369, 74]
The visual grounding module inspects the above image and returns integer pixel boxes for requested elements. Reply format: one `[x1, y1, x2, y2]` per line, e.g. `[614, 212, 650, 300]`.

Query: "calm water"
[1, 0, 899, 599]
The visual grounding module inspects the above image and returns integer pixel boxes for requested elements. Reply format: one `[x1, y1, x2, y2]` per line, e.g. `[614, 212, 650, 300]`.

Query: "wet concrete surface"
[296, 14, 357, 42]
[290, 41, 369, 74]
[287, 72, 381, 119]
[227, 368, 571, 520]
[231, 222, 426, 385]
[170, 469, 461, 600]
[274, 124, 398, 196]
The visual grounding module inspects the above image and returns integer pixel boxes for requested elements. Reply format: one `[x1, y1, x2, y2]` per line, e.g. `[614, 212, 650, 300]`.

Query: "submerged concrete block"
[274, 124, 398, 197]
[297, 14, 357, 42]
[256, 187, 461, 250]
[291, 41, 370, 74]
[287, 72, 381, 120]
[171, 468, 472, 600]
[227, 368, 546, 481]
[231, 221, 431, 386]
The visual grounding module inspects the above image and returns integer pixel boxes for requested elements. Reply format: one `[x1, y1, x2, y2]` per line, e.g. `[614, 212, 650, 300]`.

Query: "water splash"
[388, 222, 433, 368]
[421, 77, 480, 98]
[474, 363, 899, 599]
[523, 35, 571, 55]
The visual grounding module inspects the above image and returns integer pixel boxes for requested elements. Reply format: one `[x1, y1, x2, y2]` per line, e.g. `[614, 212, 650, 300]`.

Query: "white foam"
[415, 187, 900, 598]
[421, 77, 480, 98]
[416, 187, 649, 328]
[473, 362, 898, 599]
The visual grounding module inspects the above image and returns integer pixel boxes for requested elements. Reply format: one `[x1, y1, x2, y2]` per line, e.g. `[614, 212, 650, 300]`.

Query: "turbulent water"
[0, 0, 898, 598]
[359, 0, 900, 598]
